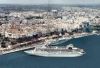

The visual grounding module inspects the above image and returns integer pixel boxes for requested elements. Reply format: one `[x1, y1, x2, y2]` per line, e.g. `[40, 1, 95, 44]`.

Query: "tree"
[1, 41, 6, 48]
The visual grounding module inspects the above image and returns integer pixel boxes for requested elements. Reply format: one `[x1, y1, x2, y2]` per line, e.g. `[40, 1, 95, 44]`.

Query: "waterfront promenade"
[0, 42, 43, 55]
[0, 33, 95, 55]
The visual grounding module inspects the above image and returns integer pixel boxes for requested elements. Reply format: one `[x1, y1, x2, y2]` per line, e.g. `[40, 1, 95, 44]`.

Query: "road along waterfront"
[0, 32, 95, 55]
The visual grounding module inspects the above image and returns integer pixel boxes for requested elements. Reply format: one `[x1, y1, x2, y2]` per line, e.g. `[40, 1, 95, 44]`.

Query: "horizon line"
[0, 3, 100, 6]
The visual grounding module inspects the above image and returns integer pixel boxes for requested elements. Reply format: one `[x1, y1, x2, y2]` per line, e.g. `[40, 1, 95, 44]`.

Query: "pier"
[0, 38, 48, 55]
[0, 32, 94, 55]
[0, 42, 42, 55]
[0, 35, 59, 55]
[0, 36, 44, 55]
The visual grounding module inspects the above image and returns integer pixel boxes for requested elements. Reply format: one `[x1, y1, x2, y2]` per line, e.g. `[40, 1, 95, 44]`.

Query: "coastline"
[0, 32, 96, 55]
[49, 32, 95, 45]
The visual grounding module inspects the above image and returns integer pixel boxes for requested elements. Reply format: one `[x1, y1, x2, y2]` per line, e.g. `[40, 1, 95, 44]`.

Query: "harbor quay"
[0, 6, 100, 55]
[0, 3, 100, 68]
[0, 32, 94, 55]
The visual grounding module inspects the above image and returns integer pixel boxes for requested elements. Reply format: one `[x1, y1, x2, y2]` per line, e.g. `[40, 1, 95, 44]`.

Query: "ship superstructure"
[24, 44, 85, 57]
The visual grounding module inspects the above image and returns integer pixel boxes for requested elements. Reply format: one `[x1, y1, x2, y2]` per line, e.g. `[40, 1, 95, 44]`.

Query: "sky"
[0, 0, 100, 5]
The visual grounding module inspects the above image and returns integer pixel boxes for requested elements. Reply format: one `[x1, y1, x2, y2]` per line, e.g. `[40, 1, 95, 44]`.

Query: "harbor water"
[0, 35, 100, 68]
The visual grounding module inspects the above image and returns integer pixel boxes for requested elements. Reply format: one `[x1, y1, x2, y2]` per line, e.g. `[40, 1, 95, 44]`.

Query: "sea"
[0, 34, 100, 68]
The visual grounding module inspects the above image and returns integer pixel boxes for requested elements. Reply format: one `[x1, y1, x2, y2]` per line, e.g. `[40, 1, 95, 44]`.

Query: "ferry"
[24, 44, 85, 57]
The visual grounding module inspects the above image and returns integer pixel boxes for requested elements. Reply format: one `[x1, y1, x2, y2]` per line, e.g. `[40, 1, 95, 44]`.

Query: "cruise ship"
[24, 44, 85, 57]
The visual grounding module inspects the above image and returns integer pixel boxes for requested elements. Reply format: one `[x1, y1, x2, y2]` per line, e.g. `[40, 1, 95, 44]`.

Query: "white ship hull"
[24, 50, 84, 57]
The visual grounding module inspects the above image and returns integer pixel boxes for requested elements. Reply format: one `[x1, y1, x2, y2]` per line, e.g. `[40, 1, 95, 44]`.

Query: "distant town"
[0, 4, 100, 55]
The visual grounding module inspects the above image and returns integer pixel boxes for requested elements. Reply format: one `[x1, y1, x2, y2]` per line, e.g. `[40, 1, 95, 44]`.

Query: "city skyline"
[0, 0, 100, 5]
